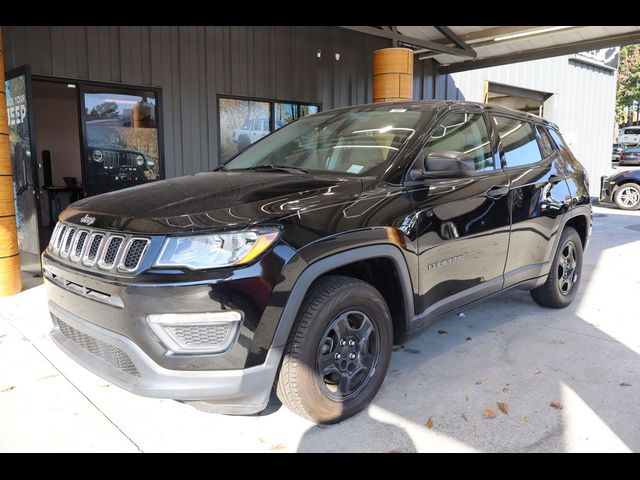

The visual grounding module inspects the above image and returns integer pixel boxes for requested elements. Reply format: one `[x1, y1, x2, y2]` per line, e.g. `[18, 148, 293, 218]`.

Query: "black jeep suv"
[43, 100, 591, 424]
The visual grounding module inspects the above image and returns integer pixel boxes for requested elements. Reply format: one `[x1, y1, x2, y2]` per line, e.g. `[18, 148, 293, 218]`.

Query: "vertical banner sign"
[6, 74, 39, 255]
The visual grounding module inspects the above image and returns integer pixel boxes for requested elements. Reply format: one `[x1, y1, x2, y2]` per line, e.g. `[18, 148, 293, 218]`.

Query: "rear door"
[410, 108, 511, 327]
[490, 115, 573, 288]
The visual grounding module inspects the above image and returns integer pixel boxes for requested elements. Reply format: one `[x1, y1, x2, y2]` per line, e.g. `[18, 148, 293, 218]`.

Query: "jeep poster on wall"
[83, 90, 161, 196]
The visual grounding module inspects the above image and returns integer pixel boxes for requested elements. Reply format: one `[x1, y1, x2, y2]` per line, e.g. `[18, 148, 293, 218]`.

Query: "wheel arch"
[271, 244, 416, 348]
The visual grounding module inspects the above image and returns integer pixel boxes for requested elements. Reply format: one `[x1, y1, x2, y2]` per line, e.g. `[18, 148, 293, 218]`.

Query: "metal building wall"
[2, 26, 441, 178]
[449, 56, 617, 197]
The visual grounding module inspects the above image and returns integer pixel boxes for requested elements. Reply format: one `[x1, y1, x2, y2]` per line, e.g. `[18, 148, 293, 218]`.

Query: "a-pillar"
[372, 47, 414, 103]
[0, 27, 22, 296]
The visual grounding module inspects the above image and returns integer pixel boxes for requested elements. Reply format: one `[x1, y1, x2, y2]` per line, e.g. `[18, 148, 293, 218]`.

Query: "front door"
[409, 109, 511, 329]
[5, 65, 42, 256]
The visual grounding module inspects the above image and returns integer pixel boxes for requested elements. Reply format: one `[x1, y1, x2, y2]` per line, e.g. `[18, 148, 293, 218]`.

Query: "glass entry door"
[80, 86, 162, 197]
[5, 65, 42, 255]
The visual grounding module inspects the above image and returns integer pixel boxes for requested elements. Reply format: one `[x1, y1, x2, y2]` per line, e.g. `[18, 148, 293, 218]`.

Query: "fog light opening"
[146, 311, 242, 354]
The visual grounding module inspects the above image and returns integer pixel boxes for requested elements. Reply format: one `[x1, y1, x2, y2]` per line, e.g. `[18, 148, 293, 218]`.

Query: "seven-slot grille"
[48, 222, 150, 273]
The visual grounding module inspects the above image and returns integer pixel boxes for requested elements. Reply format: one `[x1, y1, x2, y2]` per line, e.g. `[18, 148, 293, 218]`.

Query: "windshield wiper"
[246, 164, 308, 174]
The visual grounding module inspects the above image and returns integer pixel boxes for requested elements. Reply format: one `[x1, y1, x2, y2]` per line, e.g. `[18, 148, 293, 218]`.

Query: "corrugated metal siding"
[3, 26, 441, 178]
[449, 56, 617, 197]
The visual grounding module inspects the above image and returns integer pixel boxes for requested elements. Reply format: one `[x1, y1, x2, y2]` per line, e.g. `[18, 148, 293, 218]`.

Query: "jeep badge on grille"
[79, 214, 96, 226]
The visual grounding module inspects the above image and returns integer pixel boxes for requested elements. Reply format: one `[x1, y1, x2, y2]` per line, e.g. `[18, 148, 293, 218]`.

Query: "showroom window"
[218, 96, 321, 162]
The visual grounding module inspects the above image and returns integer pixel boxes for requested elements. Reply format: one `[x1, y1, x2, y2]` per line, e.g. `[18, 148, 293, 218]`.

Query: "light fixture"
[493, 26, 573, 42]
[316, 49, 322, 58]
[67, 84, 76, 89]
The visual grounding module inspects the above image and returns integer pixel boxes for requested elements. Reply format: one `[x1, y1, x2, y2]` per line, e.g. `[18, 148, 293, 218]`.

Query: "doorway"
[484, 81, 553, 116]
[32, 80, 83, 235]
[5, 68, 164, 289]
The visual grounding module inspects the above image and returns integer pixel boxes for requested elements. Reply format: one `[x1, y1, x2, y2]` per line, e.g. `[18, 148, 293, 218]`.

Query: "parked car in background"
[618, 126, 640, 146]
[612, 143, 624, 162]
[618, 146, 640, 166]
[232, 118, 270, 150]
[602, 169, 640, 210]
[44, 101, 591, 424]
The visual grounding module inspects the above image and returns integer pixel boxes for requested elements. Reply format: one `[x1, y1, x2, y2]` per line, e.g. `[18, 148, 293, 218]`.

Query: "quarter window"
[536, 126, 555, 158]
[492, 116, 542, 168]
[422, 113, 495, 172]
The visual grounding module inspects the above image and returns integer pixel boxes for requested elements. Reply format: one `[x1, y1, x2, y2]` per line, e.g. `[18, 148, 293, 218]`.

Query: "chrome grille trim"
[118, 238, 151, 272]
[54, 224, 67, 253]
[47, 222, 152, 274]
[83, 232, 105, 266]
[70, 230, 89, 262]
[97, 235, 125, 270]
[49, 222, 63, 252]
[60, 227, 77, 257]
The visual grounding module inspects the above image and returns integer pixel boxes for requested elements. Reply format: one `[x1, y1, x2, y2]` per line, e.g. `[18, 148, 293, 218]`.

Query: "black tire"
[530, 226, 583, 308]
[276, 275, 393, 424]
[613, 183, 640, 210]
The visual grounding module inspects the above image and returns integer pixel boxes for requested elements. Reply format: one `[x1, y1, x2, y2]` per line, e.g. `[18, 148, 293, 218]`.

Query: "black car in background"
[43, 101, 592, 424]
[602, 169, 640, 210]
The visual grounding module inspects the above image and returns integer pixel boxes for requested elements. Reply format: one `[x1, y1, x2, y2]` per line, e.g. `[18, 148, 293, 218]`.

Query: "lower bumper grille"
[55, 316, 140, 377]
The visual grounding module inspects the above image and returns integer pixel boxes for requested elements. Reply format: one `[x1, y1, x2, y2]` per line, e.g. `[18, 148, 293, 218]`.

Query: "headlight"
[135, 154, 145, 166]
[154, 227, 281, 269]
[92, 150, 103, 162]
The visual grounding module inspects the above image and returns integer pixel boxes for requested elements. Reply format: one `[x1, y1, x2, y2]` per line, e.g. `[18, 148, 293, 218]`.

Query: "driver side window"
[422, 112, 495, 172]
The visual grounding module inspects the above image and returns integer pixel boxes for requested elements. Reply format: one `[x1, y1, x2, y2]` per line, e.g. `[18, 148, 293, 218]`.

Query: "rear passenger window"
[423, 112, 495, 172]
[492, 116, 542, 168]
[536, 126, 555, 158]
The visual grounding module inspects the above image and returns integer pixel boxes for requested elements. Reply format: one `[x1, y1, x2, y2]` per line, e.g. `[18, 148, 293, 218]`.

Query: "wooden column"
[0, 27, 22, 296]
[372, 47, 414, 103]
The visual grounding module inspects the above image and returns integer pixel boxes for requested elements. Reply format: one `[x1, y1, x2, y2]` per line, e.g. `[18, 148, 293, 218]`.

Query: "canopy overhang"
[340, 26, 640, 73]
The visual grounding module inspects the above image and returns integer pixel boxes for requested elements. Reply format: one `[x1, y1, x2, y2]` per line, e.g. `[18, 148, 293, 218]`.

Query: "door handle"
[485, 185, 509, 199]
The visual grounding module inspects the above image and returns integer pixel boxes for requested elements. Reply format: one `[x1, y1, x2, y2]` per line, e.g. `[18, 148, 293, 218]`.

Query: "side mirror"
[411, 151, 476, 179]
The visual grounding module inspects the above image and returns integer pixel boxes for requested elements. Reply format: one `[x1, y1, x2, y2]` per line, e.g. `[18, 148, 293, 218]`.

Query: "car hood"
[60, 171, 368, 234]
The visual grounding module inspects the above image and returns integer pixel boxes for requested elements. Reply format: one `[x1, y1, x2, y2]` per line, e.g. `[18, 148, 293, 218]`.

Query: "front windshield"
[222, 108, 429, 176]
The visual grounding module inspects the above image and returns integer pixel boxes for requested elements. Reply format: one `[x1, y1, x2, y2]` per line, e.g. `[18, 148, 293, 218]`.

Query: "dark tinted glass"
[423, 113, 495, 171]
[493, 116, 542, 167]
[536, 126, 555, 158]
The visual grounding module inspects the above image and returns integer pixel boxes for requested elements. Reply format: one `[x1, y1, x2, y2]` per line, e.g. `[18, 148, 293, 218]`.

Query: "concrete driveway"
[1, 204, 639, 452]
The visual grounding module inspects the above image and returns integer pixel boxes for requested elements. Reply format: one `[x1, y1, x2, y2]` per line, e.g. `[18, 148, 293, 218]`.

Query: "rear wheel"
[531, 226, 583, 308]
[276, 275, 393, 424]
[614, 183, 640, 210]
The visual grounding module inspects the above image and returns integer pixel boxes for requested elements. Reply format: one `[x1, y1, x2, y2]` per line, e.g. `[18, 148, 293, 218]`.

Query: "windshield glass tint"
[223, 109, 428, 176]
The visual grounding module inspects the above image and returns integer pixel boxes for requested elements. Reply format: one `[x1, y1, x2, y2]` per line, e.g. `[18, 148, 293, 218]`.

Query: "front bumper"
[50, 301, 282, 414]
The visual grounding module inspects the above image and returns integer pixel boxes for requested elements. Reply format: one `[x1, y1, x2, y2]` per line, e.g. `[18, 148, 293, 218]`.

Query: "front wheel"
[276, 275, 393, 424]
[530, 226, 583, 308]
[614, 183, 640, 210]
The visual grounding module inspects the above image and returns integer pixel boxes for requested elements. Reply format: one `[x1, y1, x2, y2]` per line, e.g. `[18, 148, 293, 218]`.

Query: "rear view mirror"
[411, 151, 476, 180]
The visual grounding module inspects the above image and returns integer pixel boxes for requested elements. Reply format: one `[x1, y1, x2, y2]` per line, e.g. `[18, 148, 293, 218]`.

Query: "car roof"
[318, 99, 557, 129]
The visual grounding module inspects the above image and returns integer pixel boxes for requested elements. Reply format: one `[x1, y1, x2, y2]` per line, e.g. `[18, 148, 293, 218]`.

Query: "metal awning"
[341, 26, 640, 73]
